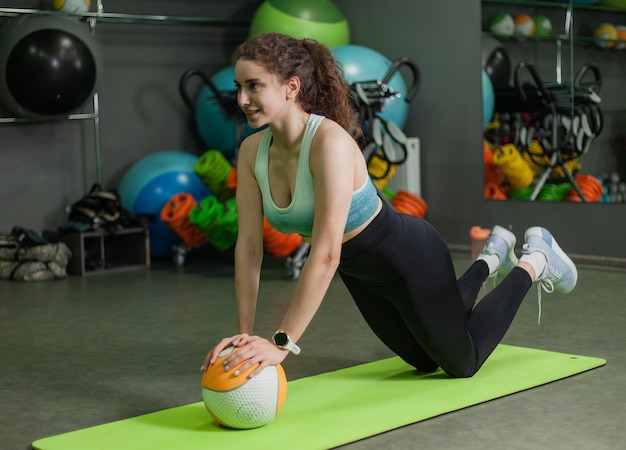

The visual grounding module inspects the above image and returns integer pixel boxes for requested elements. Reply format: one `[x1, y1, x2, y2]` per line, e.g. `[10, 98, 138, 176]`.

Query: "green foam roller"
[194, 150, 235, 202]
[189, 196, 237, 250]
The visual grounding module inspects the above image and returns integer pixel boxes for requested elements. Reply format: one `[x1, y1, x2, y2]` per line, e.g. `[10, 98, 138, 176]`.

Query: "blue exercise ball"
[118, 150, 212, 259]
[332, 45, 409, 129]
[482, 69, 495, 130]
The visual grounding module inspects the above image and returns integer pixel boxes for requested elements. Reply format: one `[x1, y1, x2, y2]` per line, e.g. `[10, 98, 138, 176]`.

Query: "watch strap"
[272, 331, 301, 355]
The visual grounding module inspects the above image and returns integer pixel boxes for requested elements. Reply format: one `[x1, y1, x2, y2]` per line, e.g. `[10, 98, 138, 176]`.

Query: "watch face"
[274, 332, 289, 346]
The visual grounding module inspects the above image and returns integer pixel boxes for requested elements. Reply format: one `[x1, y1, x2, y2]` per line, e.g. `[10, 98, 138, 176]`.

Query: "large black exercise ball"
[481, 36, 511, 89]
[0, 15, 102, 116]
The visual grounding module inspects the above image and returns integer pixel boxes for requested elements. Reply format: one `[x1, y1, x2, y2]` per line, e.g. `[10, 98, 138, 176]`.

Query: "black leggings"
[338, 205, 532, 378]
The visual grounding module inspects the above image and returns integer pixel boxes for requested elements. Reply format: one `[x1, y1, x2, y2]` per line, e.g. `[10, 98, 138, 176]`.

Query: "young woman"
[201, 32, 577, 379]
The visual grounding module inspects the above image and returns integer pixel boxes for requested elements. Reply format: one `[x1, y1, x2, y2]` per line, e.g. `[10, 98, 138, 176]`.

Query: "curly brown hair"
[232, 32, 361, 138]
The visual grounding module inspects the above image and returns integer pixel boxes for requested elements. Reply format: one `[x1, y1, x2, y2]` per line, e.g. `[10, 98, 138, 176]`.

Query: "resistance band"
[493, 144, 534, 190]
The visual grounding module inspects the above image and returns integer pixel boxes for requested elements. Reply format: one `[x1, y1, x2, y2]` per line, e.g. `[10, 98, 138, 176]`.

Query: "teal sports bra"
[254, 114, 379, 238]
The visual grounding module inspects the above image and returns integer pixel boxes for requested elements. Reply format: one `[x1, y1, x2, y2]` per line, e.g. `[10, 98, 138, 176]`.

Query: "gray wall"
[1, 0, 624, 259]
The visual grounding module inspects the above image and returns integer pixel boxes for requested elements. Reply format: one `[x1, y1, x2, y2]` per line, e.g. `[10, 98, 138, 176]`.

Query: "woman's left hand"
[222, 335, 289, 379]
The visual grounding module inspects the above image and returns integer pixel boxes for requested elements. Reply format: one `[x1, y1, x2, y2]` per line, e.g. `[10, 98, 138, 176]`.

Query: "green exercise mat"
[33, 345, 605, 450]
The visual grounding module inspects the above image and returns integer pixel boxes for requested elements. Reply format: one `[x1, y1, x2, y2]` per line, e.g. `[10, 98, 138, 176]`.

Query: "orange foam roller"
[263, 218, 303, 259]
[391, 190, 428, 218]
[161, 193, 208, 248]
[226, 168, 238, 193]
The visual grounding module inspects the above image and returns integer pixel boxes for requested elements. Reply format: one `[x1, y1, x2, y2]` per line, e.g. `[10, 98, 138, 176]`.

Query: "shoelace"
[536, 267, 559, 325]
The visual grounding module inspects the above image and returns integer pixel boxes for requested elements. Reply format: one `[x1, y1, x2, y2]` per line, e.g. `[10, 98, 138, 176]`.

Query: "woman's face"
[234, 59, 290, 128]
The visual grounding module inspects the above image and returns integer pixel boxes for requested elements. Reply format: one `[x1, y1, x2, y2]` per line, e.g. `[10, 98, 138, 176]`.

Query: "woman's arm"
[202, 134, 265, 369]
[215, 122, 364, 377]
[276, 123, 360, 343]
[233, 135, 266, 335]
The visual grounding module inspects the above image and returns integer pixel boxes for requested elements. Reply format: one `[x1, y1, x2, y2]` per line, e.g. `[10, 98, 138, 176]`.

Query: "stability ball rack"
[0, 0, 250, 184]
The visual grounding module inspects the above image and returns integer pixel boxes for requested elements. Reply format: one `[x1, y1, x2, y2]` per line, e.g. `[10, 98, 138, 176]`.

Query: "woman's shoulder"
[313, 117, 358, 150]
[242, 127, 267, 146]
[238, 128, 267, 162]
[315, 117, 353, 140]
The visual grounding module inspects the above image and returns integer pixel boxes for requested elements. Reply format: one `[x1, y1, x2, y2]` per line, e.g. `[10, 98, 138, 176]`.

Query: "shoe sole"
[524, 226, 578, 293]
[491, 225, 518, 275]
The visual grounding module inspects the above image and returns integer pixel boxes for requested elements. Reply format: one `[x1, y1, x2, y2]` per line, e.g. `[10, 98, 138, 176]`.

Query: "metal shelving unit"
[483, 0, 626, 85]
[0, 0, 249, 184]
[482, 0, 626, 202]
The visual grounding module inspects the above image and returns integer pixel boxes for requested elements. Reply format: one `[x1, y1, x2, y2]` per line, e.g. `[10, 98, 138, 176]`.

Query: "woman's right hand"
[201, 333, 251, 371]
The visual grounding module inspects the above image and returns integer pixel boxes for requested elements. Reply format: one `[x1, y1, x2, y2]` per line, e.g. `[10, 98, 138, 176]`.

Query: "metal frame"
[0, 1, 249, 185]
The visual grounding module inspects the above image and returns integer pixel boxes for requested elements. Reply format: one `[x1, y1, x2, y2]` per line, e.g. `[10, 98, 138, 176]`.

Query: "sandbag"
[0, 227, 71, 281]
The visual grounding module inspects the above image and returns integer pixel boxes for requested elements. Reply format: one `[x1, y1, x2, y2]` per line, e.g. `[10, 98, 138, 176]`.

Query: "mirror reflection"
[481, 0, 626, 203]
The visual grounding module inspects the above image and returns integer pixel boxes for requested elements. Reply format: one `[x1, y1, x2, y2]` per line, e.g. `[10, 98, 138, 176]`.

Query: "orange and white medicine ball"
[201, 346, 288, 429]
[514, 14, 535, 36]
[614, 25, 626, 50]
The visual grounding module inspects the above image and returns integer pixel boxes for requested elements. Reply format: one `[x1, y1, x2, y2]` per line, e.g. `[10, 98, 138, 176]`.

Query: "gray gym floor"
[1, 251, 624, 450]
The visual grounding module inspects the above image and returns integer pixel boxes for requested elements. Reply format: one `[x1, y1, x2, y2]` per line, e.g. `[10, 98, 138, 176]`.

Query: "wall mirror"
[481, 0, 626, 203]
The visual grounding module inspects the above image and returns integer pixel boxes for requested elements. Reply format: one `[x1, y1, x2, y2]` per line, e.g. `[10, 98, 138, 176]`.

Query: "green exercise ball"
[249, 0, 350, 48]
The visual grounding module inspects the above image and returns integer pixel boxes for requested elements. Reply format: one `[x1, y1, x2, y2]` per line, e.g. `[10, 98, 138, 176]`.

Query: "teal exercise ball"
[250, 0, 350, 48]
[332, 44, 409, 128]
[482, 69, 495, 130]
[118, 151, 212, 259]
[194, 66, 255, 160]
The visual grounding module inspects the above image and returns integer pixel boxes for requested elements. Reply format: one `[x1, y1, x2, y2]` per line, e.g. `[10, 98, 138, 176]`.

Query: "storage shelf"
[483, 0, 626, 13]
[0, 3, 249, 185]
[483, 0, 626, 46]
[483, 31, 570, 42]
[43, 227, 150, 277]
[482, 0, 626, 202]
[0, 112, 96, 124]
[483, 30, 626, 46]
[0, 7, 250, 27]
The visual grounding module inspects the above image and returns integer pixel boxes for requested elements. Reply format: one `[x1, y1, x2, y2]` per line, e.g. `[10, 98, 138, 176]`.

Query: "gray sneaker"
[479, 225, 518, 277]
[522, 226, 578, 294]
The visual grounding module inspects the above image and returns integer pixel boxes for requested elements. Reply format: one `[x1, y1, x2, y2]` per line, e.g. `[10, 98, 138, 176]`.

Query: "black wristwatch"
[271, 330, 301, 355]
